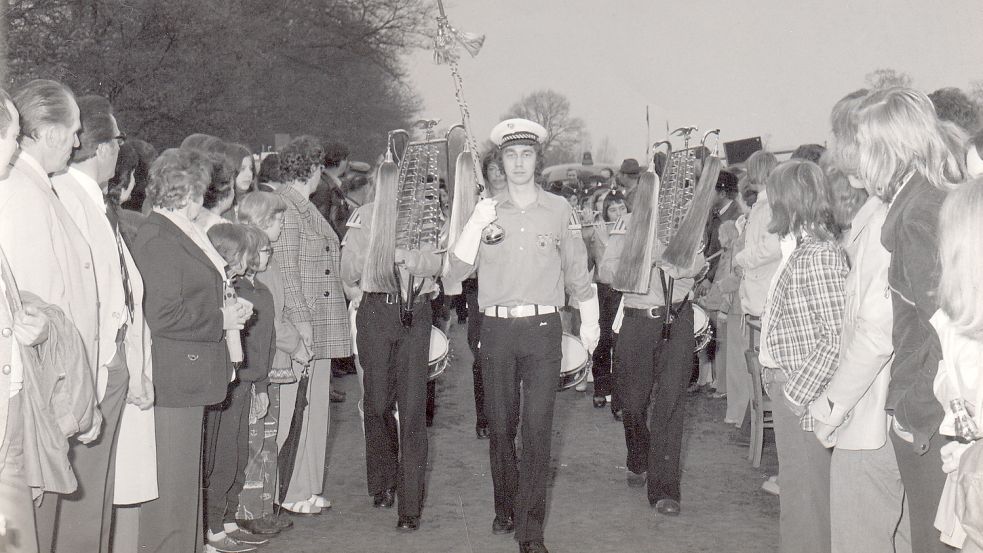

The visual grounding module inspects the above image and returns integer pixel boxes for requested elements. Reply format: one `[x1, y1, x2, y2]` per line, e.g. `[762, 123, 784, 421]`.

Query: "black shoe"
[592, 395, 606, 408]
[372, 488, 395, 508]
[653, 498, 681, 516]
[519, 541, 549, 553]
[236, 517, 280, 536]
[491, 515, 514, 534]
[476, 426, 489, 439]
[396, 515, 420, 531]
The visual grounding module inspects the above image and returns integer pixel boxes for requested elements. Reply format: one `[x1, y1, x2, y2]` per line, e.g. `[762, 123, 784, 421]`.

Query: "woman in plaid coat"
[271, 136, 352, 514]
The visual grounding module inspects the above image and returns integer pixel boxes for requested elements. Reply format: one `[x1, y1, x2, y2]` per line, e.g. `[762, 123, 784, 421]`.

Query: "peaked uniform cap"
[490, 118, 547, 148]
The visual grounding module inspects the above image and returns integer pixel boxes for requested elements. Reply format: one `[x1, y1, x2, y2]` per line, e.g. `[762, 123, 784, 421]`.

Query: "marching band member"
[605, 170, 707, 517]
[340, 165, 443, 532]
[447, 118, 599, 553]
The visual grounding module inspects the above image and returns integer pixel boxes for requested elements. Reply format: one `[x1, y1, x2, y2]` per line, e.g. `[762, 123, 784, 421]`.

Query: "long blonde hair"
[938, 177, 983, 340]
[854, 87, 967, 201]
[613, 172, 659, 293]
[361, 159, 399, 292]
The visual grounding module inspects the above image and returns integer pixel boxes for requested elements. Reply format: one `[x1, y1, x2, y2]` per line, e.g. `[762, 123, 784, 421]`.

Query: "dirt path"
[273, 320, 780, 553]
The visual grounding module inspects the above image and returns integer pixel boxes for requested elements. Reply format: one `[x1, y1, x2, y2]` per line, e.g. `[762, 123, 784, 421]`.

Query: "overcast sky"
[404, 0, 983, 163]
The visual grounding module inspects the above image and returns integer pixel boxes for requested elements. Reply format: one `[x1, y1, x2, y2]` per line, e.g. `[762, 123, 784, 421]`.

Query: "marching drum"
[559, 332, 591, 391]
[692, 304, 713, 352]
[428, 327, 450, 381]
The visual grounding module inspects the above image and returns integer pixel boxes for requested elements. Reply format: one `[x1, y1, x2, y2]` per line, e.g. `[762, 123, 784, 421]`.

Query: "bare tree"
[864, 68, 913, 90]
[502, 89, 587, 165]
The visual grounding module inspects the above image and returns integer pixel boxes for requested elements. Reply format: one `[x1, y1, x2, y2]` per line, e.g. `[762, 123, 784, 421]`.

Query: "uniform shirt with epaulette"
[447, 187, 593, 310]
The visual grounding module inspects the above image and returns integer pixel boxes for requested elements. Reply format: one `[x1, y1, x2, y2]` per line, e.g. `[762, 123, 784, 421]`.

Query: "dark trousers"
[203, 379, 251, 534]
[463, 278, 487, 429]
[357, 294, 432, 518]
[591, 282, 622, 400]
[138, 406, 205, 553]
[614, 303, 695, 504]
[481, 313, 562, 543]
[39, 357, 128, 553]
[891, 430, 954, 552]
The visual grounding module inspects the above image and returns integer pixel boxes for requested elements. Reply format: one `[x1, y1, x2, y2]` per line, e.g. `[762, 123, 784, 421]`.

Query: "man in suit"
[0, 79, 102, 553]
[52, 101, 154, 553]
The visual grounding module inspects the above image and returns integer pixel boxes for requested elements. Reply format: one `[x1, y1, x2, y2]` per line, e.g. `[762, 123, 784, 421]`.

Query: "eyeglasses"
[259, 247, 274, 255]
[113, 132, 127, 145]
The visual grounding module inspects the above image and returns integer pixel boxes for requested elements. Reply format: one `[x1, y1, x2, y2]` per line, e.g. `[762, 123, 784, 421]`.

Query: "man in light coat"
[0, 80, 102, 553]
[0, 86, 59, 553]
[52, 101, 155, 553]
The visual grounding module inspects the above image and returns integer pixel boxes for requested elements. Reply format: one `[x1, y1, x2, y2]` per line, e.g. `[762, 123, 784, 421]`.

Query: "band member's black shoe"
[519, 541, 549, 553]
[396, 515, 420, 531]
[372, 488, 395, 508]
[491, 515, 514, 534]
[653, 498, 681, 516]
[476, 426, 489, 439]
[592, 395, 606, 408]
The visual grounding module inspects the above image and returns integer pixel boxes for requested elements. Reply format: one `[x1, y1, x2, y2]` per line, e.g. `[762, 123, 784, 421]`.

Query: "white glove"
[453, 199, 498, 265]
[578, 284, 600, 354]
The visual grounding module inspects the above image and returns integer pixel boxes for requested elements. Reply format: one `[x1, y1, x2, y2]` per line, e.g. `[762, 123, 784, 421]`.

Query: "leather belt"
[364, 292, 398, 305]
[623, 303, 685, 320]
[484, 305, 558, 318]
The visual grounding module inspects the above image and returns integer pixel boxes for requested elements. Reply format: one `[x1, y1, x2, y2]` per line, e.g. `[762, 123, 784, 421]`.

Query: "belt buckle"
[648, 307, 661, 318]
[508, 306, 520, 318]
[384, 294, 396, 305]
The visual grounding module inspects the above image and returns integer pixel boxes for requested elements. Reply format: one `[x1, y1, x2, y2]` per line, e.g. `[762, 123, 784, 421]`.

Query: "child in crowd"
[203, 223, 274, 552]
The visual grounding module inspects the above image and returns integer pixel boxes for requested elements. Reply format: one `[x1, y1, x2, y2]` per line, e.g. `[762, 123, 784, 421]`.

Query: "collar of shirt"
[67, 167, 107, 214]
[154, 207, 228, 275]
[18, 151, 49, 184]
[492, 186, 551, 210]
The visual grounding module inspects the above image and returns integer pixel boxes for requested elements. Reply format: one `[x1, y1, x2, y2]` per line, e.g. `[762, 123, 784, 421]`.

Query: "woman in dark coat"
[131, 148, 252, 553]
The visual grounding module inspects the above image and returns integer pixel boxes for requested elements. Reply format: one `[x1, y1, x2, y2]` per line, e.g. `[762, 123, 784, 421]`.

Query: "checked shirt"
[763, 237, 848, 430]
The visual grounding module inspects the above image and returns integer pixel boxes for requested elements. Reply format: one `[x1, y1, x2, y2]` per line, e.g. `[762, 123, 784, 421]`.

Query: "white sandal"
[279, 499, 321, 514]
[309, 495, 332, 509]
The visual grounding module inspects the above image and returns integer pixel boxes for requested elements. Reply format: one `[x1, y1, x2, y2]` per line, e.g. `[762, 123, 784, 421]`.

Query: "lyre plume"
[362, 158, 400, 292]
[613, 171, 660, 294]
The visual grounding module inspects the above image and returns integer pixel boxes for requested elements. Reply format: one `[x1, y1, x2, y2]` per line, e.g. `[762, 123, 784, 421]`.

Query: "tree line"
[2, 0, 432, 160]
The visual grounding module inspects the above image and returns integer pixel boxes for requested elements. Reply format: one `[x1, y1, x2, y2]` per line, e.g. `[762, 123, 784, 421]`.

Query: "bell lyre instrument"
[382, 120, 463, 326]
[655, 126, 722, 329]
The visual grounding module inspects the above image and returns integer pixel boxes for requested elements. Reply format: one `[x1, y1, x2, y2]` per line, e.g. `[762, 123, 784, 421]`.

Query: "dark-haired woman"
[271, 136, 351, 514]
[758, 159, 847, 553]
[588, 190, 628, 413]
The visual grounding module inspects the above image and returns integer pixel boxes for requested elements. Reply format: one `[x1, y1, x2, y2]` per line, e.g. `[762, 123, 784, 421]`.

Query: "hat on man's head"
[490, 118, 547, 148]
[715, 170, 739, 194]
[619, 158, 642, 176]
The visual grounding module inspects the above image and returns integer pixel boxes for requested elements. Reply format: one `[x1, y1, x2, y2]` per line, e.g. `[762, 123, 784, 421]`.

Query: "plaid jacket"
[272, 186, 351, 360]
[763, 237, 848, 430]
